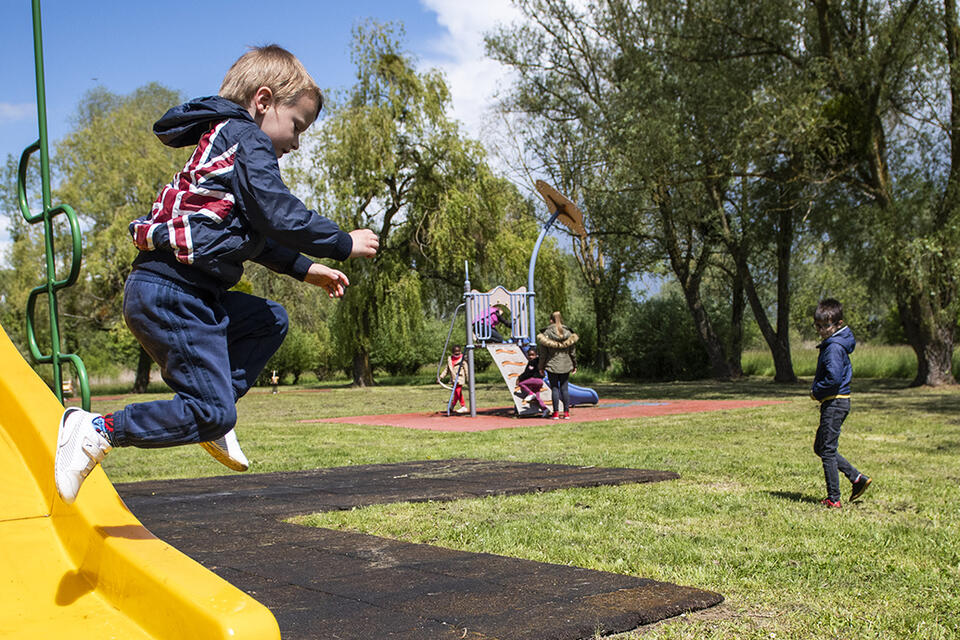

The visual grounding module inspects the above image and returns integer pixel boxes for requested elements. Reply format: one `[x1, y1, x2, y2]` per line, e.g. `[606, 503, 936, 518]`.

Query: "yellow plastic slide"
[0, 325, 280, 639]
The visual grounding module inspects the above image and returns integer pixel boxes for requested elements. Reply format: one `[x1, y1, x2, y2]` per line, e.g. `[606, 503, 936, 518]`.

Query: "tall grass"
[741, 343, 960, 380]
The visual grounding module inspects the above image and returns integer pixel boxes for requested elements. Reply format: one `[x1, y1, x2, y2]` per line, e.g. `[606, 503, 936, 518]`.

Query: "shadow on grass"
[768, 491, 821, 504]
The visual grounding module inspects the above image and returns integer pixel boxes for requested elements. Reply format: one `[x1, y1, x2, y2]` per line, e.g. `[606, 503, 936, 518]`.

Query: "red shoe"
[562, 411, 570, 419]
[551, 412, 560, 420]
[820, 498, 842, 508]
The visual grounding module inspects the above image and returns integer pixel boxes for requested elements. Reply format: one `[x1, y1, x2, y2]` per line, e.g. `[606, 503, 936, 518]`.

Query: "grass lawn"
[97, 376, 960, 639]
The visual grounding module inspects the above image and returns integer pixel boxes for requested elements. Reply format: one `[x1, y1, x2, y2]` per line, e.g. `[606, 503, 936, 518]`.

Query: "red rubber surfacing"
[301, 399, 784, 432]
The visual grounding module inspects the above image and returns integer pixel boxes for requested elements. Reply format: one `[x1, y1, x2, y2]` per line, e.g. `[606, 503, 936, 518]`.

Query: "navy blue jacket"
[129, 96, 352, 293]
[811, 325, 856, 401]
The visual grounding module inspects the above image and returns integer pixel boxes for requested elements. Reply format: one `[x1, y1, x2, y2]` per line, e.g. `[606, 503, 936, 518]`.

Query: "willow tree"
[298, 22, 562, 385]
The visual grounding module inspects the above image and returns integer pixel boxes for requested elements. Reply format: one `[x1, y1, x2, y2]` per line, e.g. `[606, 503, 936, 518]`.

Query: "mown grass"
[96, 376, 960, 639]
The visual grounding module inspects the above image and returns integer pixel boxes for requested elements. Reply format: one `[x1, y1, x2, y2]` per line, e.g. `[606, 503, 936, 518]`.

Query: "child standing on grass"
[54, 45, 379, 504]
[811, 298, 872, 508]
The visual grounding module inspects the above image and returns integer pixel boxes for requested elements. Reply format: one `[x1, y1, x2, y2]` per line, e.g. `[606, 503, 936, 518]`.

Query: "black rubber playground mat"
[117, 459, 723, 639]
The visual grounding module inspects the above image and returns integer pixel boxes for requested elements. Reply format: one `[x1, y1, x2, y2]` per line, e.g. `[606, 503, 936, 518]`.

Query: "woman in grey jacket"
[537, 311, 578, 419]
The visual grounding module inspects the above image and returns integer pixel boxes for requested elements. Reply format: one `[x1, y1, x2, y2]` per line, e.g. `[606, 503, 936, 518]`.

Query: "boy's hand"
[349, 229, 379, 258]
[305, 263, 349, 298]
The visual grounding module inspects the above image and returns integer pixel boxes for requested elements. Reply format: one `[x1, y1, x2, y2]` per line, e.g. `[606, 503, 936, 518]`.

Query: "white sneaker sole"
[199, 430, 249, 472]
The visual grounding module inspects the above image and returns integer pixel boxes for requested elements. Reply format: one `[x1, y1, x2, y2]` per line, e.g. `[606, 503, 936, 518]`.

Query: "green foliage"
[262, 326, 321, 385]
[613, 291, 712, 380]
[788, 246, 891, 344]
[742, 343, 960, 380]
[0, 154, 47, 351]
[369, 264, 425, 376]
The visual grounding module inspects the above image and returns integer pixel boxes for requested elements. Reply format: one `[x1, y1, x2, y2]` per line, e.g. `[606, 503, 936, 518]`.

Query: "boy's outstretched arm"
[349, 229, 379, 258]
[304, 263, 350, 298]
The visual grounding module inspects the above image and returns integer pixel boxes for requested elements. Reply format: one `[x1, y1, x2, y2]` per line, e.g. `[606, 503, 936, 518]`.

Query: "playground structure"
[437, 181, 599, 417]
[0, 2, 280, 637]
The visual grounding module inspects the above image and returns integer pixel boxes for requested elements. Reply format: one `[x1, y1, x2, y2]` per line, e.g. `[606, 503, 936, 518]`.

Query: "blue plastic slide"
[544, 373, 599, 407]
[567, 381, 600, 406]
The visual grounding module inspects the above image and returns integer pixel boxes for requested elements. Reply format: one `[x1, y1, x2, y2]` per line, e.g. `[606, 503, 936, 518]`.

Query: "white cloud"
[418, 0, 521, 142]
[0, 102, 36, 123]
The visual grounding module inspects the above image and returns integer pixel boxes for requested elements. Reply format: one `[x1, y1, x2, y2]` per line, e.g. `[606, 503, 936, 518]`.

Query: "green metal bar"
[15, 0, 90, 411]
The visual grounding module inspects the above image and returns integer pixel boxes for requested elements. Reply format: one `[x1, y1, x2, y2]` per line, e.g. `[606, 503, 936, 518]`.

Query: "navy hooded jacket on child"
[811, 325, 855, 401]
[129, 96, 353, 293]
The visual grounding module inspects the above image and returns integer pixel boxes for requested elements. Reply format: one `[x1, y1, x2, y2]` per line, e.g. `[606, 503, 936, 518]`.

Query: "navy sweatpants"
[110, 270, 288, 448]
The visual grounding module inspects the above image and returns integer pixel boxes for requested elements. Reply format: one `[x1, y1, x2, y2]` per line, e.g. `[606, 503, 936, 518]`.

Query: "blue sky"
[1, 0, 520, 166]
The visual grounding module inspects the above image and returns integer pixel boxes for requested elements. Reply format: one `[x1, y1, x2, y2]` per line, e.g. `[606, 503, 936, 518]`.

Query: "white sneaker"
[455, 405, 469, 414]
[55, 408, 113, 504]
[199, 429, 249, 471]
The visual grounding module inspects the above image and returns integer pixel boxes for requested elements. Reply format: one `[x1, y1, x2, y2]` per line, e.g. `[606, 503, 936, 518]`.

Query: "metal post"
[31, 0, 62, 399]
[463, 261, 477, 417]
[527, 211, 560, 341]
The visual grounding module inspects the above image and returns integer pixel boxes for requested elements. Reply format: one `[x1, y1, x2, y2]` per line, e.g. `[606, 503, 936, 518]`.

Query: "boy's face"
[250, 88, 318, 158]
[815, 319, 842, 339]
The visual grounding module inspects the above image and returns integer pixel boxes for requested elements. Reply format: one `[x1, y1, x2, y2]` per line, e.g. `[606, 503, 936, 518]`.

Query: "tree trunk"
[352, 349, 374, 387]
[679, 280, 738, 380]
[656, 190, 737, 380]
[715, 178, 796, 383]
[132, 346, 152, 393]
[898, 293, 956, 387]
[740, 262, 796, 383]
[593, 291, 612, 371]
[772, 202, 797, 383]
[728, 271, 744, 378]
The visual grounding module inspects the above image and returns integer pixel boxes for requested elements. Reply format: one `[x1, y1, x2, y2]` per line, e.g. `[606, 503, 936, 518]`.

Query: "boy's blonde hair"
[219, 44, 323, 119]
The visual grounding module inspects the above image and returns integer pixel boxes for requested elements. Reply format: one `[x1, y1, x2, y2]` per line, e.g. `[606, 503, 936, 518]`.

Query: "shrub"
[261, 327, 321, 385]
[613, 292, 713, 380]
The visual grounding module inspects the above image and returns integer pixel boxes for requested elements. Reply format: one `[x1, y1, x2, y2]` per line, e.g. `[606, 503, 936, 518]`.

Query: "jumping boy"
[54, 45, 379, 504]
[811, 298, 872, 508]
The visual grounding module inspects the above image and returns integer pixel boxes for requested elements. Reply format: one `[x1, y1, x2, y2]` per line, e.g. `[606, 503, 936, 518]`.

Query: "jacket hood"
[819, 325, 856, 354]
[153, 96, 253, 148]
[539, 324, 578, 348]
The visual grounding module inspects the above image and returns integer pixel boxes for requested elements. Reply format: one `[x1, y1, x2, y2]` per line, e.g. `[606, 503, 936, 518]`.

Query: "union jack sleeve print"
[132, 121, 237, 265]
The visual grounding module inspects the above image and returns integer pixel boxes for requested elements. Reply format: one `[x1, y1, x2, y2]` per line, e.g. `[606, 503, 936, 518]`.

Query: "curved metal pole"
[526, 211, 561, 340]
[436, 302, 466, 386]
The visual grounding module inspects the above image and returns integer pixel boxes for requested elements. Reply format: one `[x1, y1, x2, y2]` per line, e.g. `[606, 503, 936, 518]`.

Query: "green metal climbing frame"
[16, 0, 90, 411]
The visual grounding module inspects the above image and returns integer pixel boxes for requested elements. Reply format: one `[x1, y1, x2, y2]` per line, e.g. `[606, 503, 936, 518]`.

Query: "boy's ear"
[250, 86, 275, 115]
